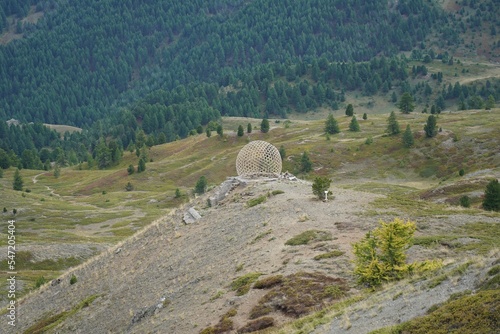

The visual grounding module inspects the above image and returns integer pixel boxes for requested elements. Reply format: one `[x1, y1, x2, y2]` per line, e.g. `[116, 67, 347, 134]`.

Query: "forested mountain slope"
[0, 0, 499, 172]
[0, 0, 445, 125]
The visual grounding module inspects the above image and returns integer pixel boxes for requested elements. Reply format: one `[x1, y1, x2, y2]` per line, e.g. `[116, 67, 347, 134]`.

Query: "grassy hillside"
[1, 108, 498, 313]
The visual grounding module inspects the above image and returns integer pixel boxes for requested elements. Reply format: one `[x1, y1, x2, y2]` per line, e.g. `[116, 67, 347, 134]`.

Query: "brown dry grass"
[251, 272, 349, 318]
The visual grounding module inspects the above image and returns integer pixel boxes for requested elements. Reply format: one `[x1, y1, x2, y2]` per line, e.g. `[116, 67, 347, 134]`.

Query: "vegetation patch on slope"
[22, 294, 100, 334]
[372, 289, 500, 334]
[230, 272, 262, 296]
[250, 272, 348, 319]
[285, 230, 333, 246]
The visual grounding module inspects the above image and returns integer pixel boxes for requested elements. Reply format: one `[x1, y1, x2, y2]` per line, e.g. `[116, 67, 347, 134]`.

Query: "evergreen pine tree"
[459, 195, 470, 208]
[279, 145, 286, 161]
[485, 95, 495, 110]
[324, 114, 340, 134]
[424, 115, 438, 138]
[13, 168, 23, 191]
[349, 116, 360, 132]
[54, 164, 61, 178]
[312, 177, 331, 200]
[247, 123, 252, 133]
[391, 91, 398, 103]
[137, 158, 146, 173]
[145, 136, 155, 148]
[387, 111, 400, 135]
[398, 92, 415, 114]
[402, 124, 414, 148]
[300, 152, 312, 173]
[353, 219, 417, 286]
[127, 164, 135, 175]
[216, 124, 223, 137]
[237, 125, 244, 137]
[483, 179, 500, 211]
[195, 176, 207, 194]
[345, 104, 354, 116]
[260, 118, 270, 133]
[363, 113, 367, 120]
[157, 133, 167, 144]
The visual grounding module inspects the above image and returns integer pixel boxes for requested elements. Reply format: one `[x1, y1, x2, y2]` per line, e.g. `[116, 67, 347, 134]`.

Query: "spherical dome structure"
[236, 140, 282, 177]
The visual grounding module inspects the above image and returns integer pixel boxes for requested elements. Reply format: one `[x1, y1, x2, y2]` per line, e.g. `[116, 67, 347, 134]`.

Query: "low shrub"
[253, 275, 283, 289]
[35, 276, 47, 289]
[247, 195, 267, 208]
[200, 308, 237, 334]
[254, 272, 348, 318]
[285, 230, 332, 246]
[314, 250, 345, 260]
[230, 273, 262, 296]
[237, 317, 274, 333]
[459, 195, 470, 208]
[249, 304, 273, 319]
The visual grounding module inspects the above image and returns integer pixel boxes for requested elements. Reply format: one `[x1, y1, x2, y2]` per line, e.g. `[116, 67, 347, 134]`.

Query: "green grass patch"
[415, 222, 500, 255]
[110, 228, 135, 237]
[372, 195, 460, 216]
[230, 272, 262, 296]
[250, 229, 272, 244]
[271, 190, 285, 195]
[22, 294, 100, 334]
[419, 164, 439, 178]
[488, 265, 500, 276]
[0, 251, 81, 271]
[285, 230, 332, 246]
[341, 182, 420, 196]
[449, 262, 472, 276]
[247, 195, 267, 208]
[313, 250, 345, 260]
[209, 290, 225, 301]
[412, 235, 450, 247]
[478, 265, 500, 291]
[427, 274, 448, 289]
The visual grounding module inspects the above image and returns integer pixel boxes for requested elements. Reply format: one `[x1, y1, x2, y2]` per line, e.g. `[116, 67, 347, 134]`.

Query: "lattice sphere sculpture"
[236, 140, 282, 177]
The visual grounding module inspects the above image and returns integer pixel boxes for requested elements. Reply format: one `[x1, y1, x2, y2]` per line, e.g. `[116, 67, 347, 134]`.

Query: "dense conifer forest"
[0, 0, 499, 170]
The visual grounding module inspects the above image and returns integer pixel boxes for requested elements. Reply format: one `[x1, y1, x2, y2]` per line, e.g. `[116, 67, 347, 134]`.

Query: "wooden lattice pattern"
[236, 140, 282, 177]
